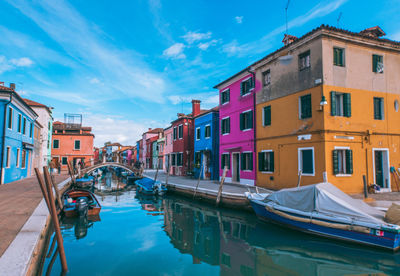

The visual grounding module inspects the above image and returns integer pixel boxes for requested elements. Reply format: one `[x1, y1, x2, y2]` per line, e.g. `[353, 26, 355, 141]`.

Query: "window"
[221, 89, 230, 105]
[240, 110, 253, 131]
[29, 123, 33, 138]
[299, 94, 312, 119]
[16, 148, 20, 168]
[178, 125, 183, 139]
[258, 151, 274, 172]
[263, 106, 271, 126]
[196, 127, 200, 140]
[374, 97, 384, 120]
[221, 253, 231, 267]
[177, 153, 183, 166]
[333, 149, 353, 175]
[298, 148, 314, 175]
[331, 91, 351, 117]
[262, 69, 271, 86]
[6, 147, 10, 168]
[333, 47, 345, 66]
[53, 139, 59, 149]
[74, 140, 81, 150]
[299, 50, 310, 70]
[22, 118, 26, 135]
[194, 152, 201, 166]
[171, 153, 176, 166]
[221, 117, 230, 135]
[17, 114, 22, 133]
[7, 107, 12, 129]
[205, 125, 211, 138]
[240, 77, 254, 96]
[240, 152, 253, 171]
[173, 127, 177, 140]
[372, 54, 383, 73]
[21, 150, 26, 169]
[62, 157, 68, 165]
[221, 153, 230, 169]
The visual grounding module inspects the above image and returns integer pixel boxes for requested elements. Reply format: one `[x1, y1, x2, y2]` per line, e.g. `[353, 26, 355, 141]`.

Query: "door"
[374, 150, 390, 189]
[375, 151, 384, 187]
[203, 151, 209, 180]
[232, 153, 240, 183]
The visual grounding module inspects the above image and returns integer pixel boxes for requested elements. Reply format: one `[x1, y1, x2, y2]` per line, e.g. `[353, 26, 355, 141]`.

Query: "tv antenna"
[337, 12, 342, 27]
[285, 0, 291, 35]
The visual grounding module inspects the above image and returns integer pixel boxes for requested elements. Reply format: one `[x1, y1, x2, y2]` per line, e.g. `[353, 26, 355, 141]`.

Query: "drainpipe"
[1, 93, 13, 185]
[247, 69, 257, 175]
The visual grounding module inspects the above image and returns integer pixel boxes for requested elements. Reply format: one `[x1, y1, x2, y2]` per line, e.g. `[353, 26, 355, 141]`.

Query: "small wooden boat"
[75, 175, 95, 188]
[135, 178, 167, 195]
[63, 189, 101, 217]
[247, 183, 400, 251]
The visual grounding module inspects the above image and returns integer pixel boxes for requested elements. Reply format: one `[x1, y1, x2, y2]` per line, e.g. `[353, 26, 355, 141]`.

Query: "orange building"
[51, 121, 94, 170]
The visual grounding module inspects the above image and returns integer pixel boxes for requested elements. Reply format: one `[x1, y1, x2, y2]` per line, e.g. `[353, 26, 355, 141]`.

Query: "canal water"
[41, 171, 400, 275]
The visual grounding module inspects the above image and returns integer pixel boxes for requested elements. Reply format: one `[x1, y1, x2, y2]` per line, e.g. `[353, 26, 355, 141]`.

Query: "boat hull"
[250, 200, 400, 251]
[63, 189, 102, 218]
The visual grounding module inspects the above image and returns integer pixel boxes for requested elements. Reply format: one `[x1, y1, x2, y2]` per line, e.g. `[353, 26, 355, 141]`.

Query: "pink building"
[141, 128, 163, 169]
[163, 126, 173, 173]
[215, 72, 259, 185]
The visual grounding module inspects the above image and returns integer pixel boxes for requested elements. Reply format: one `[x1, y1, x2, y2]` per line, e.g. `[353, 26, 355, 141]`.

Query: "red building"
[170, 100, 203, 176]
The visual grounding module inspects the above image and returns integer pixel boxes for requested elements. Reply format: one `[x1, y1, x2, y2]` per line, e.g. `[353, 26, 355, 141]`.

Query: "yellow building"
[253, 25, 400, 194]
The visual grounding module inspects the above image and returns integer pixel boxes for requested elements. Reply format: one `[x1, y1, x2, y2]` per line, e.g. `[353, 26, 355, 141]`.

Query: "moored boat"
[63, 188, 101, 217]
[247, 183, 400, 251]
[135, 178, 167, 195]
[75, 175, 95, 188]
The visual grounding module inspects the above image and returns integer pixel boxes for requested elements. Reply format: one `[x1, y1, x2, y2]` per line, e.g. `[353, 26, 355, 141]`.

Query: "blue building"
[193, 108, 219, 180]
[0, 84, 38, 184]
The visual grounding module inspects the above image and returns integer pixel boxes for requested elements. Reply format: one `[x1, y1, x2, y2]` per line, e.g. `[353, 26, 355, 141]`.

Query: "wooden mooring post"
[154, 165, 160, 182]
[297, 170, 302, 188]
[216, 166, 228, 207]
[193, 164, 203, 199]
[165, 164, 170, 186]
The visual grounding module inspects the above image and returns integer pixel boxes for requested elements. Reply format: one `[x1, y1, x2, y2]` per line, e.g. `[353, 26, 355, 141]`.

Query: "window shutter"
[258, 152, 264, 171]
[240, 153, 245, 170]
[331, 91, 336, 116]
[227, 118, 230, 133]
[343, 93, 351, 117]
[333, 48, 338, 65]
[227, 90, 230, 102]
[372, 55, 377, 72]
[221, 154, 224, 169]
[346, 150, 353, 174]
[332, 150, 339, 175]
[240, 82, 244, 95]
[227, 154, 231, 169]
[264, 106, 271, 126]
[270, 152, 274, 172]
[249, 153, 253, 171]
[249, 111, 253, 129]
[240, 113, 244, 130]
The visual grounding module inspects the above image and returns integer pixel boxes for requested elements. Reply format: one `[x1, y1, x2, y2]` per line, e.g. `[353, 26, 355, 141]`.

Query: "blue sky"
[1, 0, 399, 147]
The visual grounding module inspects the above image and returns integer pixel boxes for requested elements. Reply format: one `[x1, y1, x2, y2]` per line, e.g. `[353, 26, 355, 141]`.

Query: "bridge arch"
[84, 162, 139, 175]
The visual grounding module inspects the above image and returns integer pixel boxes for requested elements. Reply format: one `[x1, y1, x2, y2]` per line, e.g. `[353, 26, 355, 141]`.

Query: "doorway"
[373, 149, 390, 189]
[232, 153, 240, 183]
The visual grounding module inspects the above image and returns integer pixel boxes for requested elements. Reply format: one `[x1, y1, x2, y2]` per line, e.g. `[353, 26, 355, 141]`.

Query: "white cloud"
[10, 57, 33, 67]
[163, 43, 186, 59]
[235, 16, 243, 24]
[168, 92, 219, 108]
[198, 39, 219, 51]
[89, 77, 101, 84]
[182, 31, 212, 44]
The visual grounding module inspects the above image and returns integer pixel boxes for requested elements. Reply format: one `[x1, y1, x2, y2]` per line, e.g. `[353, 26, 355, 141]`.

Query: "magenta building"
[215, 71, 258, 185]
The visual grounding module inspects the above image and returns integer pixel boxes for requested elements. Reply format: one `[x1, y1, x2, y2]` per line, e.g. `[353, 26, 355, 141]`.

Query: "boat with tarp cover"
[135, 178, 167, 195]
[247, 183, 400, 251]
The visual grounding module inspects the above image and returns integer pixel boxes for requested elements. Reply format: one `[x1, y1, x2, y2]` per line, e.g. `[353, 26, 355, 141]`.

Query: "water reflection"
[96, 169, 128, 192]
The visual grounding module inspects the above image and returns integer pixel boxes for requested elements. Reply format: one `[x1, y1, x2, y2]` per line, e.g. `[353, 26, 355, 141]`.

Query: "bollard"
[216, 166, 228, 207]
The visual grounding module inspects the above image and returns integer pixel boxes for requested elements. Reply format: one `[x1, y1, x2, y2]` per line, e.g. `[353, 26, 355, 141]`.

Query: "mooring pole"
[154, 165, 159, 182]
[34, 168, 51, 211]
[216, 166, 227, 207]
[49, 169, 63, 210]
[43, 167, 68, 272]
[363, 175, 368, 198]
[193, 163, 203, 199]
[165, 163, 170, 186]
[297, 170, 302, 188]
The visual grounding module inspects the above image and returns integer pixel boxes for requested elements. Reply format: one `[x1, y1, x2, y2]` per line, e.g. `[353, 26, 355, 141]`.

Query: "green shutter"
[332, 150, 339, 175]
[221, 154, 225, 169]
[240, 113, 244, 130]
[240, 153, 245, 170]
[227, 118, 230, 133]
[240, 82, 244, 95]
[258, 152, 264, 171]
[270, 151, 274, 172]
[333, 48, 338, 65]
[249, 153, 253, 171]
[300, 95, 311, 119]
[343, 93, 351, 117]
[331, 91, 336, 116]
[264, 106, 271, 126]
[302, 150, 313, 174]
[372, 55, 378, 72]
[346, 149, 353, 174]
[249, 111, 253, 129]
[227, 90, 230, 102]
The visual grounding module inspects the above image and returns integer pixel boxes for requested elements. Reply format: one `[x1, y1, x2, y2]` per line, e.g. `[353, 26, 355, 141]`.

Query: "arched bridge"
[83, 162, 142, 176]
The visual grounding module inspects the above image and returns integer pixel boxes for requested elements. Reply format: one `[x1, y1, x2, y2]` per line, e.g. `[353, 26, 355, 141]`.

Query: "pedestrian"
[50, 159, 56, 174]
[56, 159, 61, 174]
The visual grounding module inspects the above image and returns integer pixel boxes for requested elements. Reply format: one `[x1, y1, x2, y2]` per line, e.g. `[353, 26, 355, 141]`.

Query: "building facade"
[32, 120, 43, 174]
[193, 108, 219, 180]
[164, 126, 173, 173]
[51, 121, 94, 170]
[253, 25, 400, 193]
[141, 128, 163, 169]
[157, 136, 165, 170]
[215, 73, 259, 185]
[0, 84, 38, 184]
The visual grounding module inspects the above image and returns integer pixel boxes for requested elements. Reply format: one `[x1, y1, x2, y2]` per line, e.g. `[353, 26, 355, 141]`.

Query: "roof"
[23, 98, 52, 113]
[193, 106, 219, 119]
[145, 128, 164, 134]
[214, 24, 400, 89]
[0, 85, 38, 118]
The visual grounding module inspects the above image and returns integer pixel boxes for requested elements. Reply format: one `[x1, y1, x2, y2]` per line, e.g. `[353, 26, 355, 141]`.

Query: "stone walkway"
[0, 172, 69, 257]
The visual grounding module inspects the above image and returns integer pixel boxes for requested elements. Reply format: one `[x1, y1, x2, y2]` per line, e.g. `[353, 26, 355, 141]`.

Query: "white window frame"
[204, 124, 211, 139]
[372, 148, 391, 191]
[241, 109, 253, 131]
[22, 117, 26, 135]
[221, 88, 230, 105]
[176, 152, 183, 167]
[298, 147, 315, 176]
[334, 146, 351, 177]
[334, 93, 345, 116]
[178, 124, 183, 139]
[260, 149, 274, 174]
[173, 127, 177, 141]
[241, 151, 253, 172]
[16, 148, 20, 168]
[221, 152, 230, 170]
[6, 146, 11, 168]
[196, 127, 201, 141]
[61, 156, 68, 165]
[21, 149, 26, 169]
[221, 116, 230, 136]
[74, 140, 81, 150]
[241, 76, 254, 96]
[18, 114, 22, 133]
[7, 107, 13, 130]
[53, 139, 60, 149]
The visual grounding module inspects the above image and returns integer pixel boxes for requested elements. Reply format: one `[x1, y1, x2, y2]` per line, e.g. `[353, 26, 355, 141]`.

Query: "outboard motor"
[75, 197, 89, 217]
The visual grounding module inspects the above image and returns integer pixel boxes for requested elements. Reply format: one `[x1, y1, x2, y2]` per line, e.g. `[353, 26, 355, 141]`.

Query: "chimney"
[10, 83, 15, 90]
[282, 34, 298, 46]
[192, 99, 201, 117]
[177, 113, 185, 118]
[359, 26, 386, 38]
[148, 128, 152, 131]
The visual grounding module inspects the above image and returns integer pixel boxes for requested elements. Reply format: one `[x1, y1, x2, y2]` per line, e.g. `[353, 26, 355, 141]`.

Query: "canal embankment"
[0, 173, 71, 276]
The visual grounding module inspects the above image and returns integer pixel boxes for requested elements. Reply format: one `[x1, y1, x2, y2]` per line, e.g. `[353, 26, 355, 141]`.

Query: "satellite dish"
[279, 55, 293, 65]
